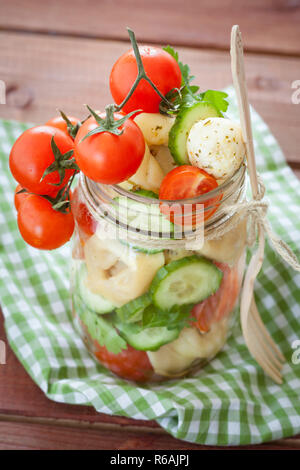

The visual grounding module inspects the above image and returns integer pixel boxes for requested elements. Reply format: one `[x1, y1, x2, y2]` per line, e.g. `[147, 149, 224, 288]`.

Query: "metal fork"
[231, 25, 285, 383]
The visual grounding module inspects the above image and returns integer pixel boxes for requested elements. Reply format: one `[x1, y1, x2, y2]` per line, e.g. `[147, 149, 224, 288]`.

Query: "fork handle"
[231, 25, 259, 199]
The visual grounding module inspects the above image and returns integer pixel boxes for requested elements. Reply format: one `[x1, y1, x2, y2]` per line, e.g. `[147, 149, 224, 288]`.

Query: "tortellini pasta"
[134, 113, 175, 146]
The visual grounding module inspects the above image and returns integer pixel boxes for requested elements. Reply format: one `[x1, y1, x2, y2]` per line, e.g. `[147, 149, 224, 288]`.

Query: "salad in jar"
[10, 29, 247, 382]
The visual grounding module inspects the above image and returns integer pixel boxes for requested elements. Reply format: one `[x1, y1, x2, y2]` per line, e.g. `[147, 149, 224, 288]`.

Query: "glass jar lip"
[110, 160, 246, 205]
[80, 159, 246, 241]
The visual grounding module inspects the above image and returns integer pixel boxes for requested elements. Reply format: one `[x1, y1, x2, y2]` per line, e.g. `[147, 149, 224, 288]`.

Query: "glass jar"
[70, 162, 247, 382]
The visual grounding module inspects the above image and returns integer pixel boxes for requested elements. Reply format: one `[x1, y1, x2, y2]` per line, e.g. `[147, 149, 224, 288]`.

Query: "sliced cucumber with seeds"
[114, 319, 180, 351]
[150, 255, 223, 311]
[114, 196, 174, 236]
[77, 264, 116, 314]
[116, 293, 152, 323]
[168, 101, 221, 165]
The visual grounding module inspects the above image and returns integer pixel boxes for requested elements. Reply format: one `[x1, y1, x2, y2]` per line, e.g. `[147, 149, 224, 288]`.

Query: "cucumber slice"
[115, 319, 180, 351]
[150, 255, 223, 311]
[119, 239, 163, 255]
[81, 309, 127, 354]
[131, 189, 159, 199]
[114, 196, 174, 236]
[116, 293, 152, 323]
[119, 188, 161, 253]
[118, 190, 162, 253]
[77, 264, 116, 314]
[73, 295, 126, 354]
[168, 101, 221, 165]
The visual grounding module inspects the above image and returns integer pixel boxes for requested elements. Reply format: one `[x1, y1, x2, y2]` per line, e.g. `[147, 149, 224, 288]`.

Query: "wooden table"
[0, 0, 299, 450]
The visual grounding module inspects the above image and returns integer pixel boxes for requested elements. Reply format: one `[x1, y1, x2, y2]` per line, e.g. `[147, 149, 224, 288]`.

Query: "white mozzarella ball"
[187, 117, 245, 180]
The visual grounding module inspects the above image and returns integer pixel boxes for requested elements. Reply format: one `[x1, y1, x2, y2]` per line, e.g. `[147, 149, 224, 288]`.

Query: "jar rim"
[86, 159, 246, 207]
[78, 159, 246, 244]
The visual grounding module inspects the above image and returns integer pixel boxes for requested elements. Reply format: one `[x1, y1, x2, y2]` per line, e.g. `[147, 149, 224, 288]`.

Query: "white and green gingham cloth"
[0, 91, 300, 446]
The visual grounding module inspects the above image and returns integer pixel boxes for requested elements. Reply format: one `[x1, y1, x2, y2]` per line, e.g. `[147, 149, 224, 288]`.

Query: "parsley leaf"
[163, 45, 196, 89]
[114, 299, 194, 335]
[161, 46, 229, 116]
[163, 45, 178, 63]
[200, 90, 229, 113]
[115, 293, 152, 323]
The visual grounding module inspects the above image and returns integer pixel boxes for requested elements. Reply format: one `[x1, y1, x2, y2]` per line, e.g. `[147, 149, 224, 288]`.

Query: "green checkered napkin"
[0, 89, 299, 446]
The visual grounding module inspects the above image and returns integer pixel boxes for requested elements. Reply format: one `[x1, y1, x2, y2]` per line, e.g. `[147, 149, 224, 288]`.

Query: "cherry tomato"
[110, 46, 181, 114]
[17, 194, 74, 250]
[94, 342, 154, 382]
[74, 114, 145, 184]
[14, 184, 29, 211]
[9, 125, 74, 196]
[159, 165, 220, 225]
[45, 115, 80, 139]
[71, 187, 96, 238]
[191, 262, 240, 333]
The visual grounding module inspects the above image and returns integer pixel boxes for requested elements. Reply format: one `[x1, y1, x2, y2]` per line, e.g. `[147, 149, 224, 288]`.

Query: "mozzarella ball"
[187, 117, 245, 180]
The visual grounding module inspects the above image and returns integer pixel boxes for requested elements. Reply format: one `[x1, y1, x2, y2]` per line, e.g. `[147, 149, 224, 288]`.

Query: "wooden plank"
[0, 32, 299, 170]
[0, 420, 200, 450]
[0, 420, 299, 450]
[0, 0, 300, 56]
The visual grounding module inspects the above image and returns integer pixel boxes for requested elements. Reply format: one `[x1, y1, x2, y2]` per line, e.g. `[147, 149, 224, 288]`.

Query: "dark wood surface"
[0, 0, 299, 450]
[1, 32, 300, 170]
[1, 0, 300, 55]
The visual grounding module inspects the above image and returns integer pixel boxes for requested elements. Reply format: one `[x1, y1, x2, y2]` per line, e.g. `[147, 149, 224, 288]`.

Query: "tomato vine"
[44, 28, 175, 212]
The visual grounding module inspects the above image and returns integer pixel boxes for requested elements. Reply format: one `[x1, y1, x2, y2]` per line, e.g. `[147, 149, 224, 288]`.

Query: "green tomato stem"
[105, 104, 117, 127]
[114, 28, 173, 112]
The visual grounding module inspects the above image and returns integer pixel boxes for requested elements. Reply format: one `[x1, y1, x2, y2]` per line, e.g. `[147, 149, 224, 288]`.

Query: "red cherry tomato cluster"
[72, 44, 181, 185]
[9, 32, 222, 250]
[10, 118, 77, 250]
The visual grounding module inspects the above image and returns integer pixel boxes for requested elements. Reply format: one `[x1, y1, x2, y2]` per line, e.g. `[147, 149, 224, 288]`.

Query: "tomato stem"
[114, 28, 174, 112]
[59, 110, 81, 139]
[105, 104, 117, 127]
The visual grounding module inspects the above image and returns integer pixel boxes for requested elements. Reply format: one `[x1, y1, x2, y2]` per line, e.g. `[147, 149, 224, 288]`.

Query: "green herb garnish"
[160, 45, 229, 116]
